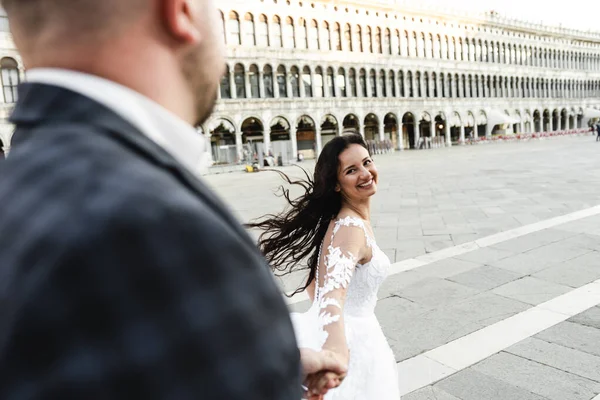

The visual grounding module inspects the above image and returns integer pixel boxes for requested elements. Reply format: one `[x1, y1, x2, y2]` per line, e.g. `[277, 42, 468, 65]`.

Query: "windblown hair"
[247, 134, 369, 296]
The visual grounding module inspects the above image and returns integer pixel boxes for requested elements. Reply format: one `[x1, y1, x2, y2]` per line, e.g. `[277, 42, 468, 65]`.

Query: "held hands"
[300, 348, 348, 400]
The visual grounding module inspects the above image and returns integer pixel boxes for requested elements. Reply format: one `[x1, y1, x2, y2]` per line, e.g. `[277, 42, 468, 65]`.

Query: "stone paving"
[204, 136, 600, 400]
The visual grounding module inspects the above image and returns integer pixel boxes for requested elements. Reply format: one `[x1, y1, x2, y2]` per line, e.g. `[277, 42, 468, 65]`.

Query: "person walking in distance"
[0, 1, 346, 399]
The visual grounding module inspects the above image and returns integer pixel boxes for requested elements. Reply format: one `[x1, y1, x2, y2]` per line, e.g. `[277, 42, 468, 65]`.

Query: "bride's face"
[335, 144, 378, 201]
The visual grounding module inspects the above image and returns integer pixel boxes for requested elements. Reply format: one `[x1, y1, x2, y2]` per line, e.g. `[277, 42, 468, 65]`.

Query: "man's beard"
[194, 87, 218, 127]
[181, 46, 219, 127]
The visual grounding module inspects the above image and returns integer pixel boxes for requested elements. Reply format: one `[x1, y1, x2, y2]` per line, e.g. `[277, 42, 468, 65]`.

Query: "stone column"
[459, 125, 465, 145]
[359, 123, 365, 138]
[430, 121, 435, 148]
[415, 122, 421, 149]
[202, 131, 214, 167]
[299, 73, 306, 98]
[316, 126, 323, 157]
[290, 125, 298, 161]
[244, 70, 251, 99]
[378, 122, 385, 142]
[397, 122, 404, 151]
[258, 71, 265, 99]
[235, 132, 243, 163]
[445, 123, 451, 147]
[229, 70, 237, 99]
[286, 72, 293, 98]
[263, 127, 271, 154]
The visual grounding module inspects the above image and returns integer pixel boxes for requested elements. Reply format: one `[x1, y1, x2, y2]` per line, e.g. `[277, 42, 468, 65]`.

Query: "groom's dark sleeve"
[0, 197, 302, 400]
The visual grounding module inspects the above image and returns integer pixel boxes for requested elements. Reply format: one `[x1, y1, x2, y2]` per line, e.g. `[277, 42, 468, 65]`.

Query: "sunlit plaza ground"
[206, 135, 600, 399]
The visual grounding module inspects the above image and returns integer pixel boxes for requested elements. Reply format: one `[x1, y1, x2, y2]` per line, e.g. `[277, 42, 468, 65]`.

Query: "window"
[219, 11, 226, 44]
[385, 29, 392, 55]
[298, 18, 308, 49]
[432, 72, 437, 97]
[323, 22, 332, 50]
[366, 26, 373, 53]
[243, 13, 255, 46]
[375, 27, 382, 54]
[337, 68, 347, 96]
[273, 16, 283, 47]
[388, 70, 396, 97]
[333, 23, 342, 51]
[408, 71, 414, 97]
[290, 67, 300, 97]
[309, 20, 319, 49]
[327, 67, 336, 96]
[357, 25, 364, 52]
[360, 69, 367, 97]
[344, 24, 353, 51]
[416, 72, 422, 97]
[314, 67, 324, 97]
[227, 12, 241, 45]
[370, 69, 377, 97]
[424, 72, 429, 97]
[219, 65, 231, 99]
[284, 17, 295, 48]
[302, 66, 312, 97]
[429, 34, 435, 58]
[263, 65, 274, 98]
[349, 68, 357, 97]
[257, 15, 269, 46]
[379, 70, 386, 97]
[249, 64, 259, 98]
[277, 65, 287, 97]
[234, 63, 245, 98]
[399, 70, 405, 97]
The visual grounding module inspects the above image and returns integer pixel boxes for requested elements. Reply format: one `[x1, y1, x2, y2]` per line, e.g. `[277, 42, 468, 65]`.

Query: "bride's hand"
[299, 349, 347, 399]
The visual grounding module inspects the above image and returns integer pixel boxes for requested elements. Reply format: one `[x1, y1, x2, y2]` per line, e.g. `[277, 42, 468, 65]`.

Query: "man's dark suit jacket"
[0, 83, 301, 399]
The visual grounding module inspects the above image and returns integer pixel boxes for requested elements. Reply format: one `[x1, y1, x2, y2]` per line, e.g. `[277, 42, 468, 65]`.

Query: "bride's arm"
[315, 224, 368, 365]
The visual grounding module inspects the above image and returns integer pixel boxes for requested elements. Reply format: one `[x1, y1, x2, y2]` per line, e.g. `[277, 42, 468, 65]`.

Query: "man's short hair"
[2, 0, 146, 41]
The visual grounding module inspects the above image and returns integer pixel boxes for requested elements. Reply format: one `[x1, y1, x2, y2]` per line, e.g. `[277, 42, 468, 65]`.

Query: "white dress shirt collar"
[26, 68, 209, 175]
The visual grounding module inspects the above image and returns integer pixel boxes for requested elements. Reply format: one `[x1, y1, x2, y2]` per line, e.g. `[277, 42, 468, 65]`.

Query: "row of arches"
[220, 63, 600, 101]
[221, 11, 600, 71]
[206, 107, 590, 165]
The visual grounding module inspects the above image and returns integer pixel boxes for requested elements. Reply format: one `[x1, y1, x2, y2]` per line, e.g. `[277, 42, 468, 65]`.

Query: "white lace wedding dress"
[291, 216, 399, 399]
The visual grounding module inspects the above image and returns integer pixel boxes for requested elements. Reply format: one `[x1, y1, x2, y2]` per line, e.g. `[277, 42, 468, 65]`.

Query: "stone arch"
[384, 112, 399, 149]
[552, 109, 560, 131]
[342, 114, 361, 135]
[533, 109, 541, 132]
[402, 112, 417, 149]
[543, 109, 551, 131]
[465, 111, 476, 139]
[560, 108, 568, 130]
[270, 116, 293, 164]
[296, 115, 317, 159]
[364, 113, 380, 141]
[320, 114, 340, 149]
[240, 116, 265, 163]
[477, 110, 487, 137]
[209, 117, 237, 164]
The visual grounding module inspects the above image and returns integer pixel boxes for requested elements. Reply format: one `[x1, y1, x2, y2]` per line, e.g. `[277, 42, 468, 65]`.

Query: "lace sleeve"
[314, 218, 368, 361]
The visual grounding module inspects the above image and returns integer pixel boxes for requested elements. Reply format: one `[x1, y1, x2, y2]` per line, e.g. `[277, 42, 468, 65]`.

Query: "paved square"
[204, 136, 600, 399]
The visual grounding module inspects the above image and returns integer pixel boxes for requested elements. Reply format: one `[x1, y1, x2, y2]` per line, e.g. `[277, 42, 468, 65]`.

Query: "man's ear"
[161, 0, 201, 43]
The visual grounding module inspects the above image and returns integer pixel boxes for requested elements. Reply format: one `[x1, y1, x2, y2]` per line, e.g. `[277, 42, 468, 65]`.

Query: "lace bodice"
[312, 216, 391, 348]
[290, 216, 399, 400]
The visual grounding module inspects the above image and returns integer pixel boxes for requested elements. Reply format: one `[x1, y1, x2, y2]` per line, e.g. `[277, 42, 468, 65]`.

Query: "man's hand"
[300, 348, 347, 399]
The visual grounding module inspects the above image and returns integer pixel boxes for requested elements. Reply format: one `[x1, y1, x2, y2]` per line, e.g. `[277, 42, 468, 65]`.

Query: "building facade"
[0, 9, 22, 158]
[0, 2, 599, 165]
[208, 0, 600, 165]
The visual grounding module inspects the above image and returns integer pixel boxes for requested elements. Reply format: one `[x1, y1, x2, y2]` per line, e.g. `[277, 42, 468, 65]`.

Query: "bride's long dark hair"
[247, 134, 369, 296]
